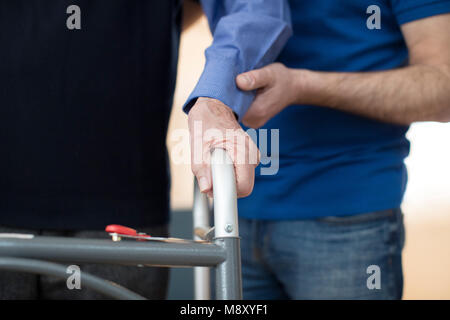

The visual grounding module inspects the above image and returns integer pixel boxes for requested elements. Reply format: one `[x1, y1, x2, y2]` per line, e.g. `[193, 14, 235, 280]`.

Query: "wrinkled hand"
[236, 63, 299, 128]
[188, 97, 260, 198]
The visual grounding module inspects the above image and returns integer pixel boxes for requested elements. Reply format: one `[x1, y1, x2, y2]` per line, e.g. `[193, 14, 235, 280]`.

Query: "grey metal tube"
[0, 236, 226, 267]
[211, 148, 239, 238]
[0, 257, 145, 300]
[215, 237, 242, 300]
[193, 179, 212, 300]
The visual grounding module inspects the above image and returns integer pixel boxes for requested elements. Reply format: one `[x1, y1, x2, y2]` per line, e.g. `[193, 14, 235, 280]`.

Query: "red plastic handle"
[105, 224, 138, 236]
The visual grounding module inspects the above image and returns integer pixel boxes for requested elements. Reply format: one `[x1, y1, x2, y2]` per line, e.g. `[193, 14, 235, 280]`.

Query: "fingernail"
[240, 74, 252, 87]
[198, 177, 209, 192]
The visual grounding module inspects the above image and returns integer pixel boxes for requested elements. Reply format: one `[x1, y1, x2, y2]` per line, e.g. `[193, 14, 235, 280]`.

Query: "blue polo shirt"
[238, 0, 450, 220]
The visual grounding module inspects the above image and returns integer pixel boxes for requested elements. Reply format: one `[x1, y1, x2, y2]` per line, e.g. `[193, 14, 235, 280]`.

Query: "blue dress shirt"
[183, 0, 292, 119]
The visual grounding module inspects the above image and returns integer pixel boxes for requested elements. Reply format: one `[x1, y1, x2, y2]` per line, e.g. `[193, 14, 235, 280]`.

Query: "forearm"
[296, 64, 450, 125]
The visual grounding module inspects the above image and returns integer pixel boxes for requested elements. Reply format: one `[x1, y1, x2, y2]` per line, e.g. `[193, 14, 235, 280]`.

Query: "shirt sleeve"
[183, 0, 292, 120]
[390, 0, 450, 25]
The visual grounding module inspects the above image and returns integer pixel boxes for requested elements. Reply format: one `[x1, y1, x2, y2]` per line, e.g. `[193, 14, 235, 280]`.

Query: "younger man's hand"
[236, 63, 301, 128]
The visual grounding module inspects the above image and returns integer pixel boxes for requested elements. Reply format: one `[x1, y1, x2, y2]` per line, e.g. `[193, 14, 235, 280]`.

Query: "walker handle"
[193, 148, 239, 300]
[210, 148, 239, 238]
[193, 148, 239, 239]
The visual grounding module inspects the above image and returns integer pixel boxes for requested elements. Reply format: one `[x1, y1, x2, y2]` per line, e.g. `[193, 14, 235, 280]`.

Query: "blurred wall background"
[167, 15, 450, 300]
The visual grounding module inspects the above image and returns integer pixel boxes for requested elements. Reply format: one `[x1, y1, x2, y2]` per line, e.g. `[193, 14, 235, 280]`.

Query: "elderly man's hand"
[188, 97, 260, 198]
[236, 63, 305, 128]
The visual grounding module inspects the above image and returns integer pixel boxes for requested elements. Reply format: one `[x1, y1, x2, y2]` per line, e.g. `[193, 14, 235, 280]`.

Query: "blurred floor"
[169, 16, 450, 300]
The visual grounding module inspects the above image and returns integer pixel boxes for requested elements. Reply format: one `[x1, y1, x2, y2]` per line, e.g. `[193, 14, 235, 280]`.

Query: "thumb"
[236, 67, 272, 91]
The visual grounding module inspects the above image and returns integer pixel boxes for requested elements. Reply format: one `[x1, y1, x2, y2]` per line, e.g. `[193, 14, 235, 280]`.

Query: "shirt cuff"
[183, 54, 255, 120]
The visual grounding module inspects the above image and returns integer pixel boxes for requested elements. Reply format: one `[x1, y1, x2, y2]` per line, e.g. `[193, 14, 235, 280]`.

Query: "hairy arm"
[237, 14, 450, 128]
[294, 14, 450, 125]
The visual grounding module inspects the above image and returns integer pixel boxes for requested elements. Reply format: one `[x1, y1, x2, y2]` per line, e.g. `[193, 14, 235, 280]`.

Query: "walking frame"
[0, 149, 241, 300]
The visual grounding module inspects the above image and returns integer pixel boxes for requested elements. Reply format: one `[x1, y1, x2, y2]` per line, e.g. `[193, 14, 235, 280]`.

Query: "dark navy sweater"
[0, 0, 181, 229]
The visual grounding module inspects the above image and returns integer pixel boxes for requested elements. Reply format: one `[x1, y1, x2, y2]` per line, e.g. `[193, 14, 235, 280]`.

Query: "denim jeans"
[239, 208, 405, 300]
